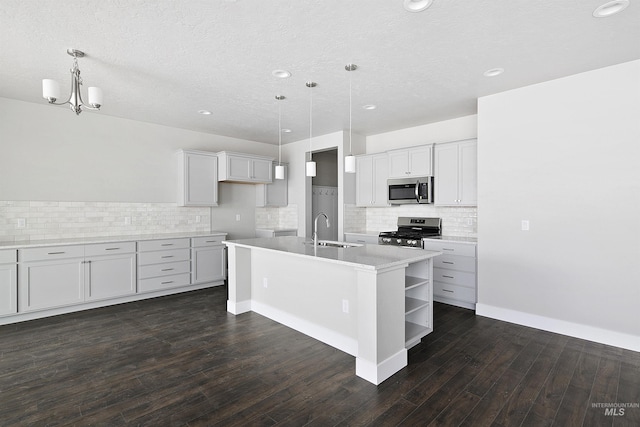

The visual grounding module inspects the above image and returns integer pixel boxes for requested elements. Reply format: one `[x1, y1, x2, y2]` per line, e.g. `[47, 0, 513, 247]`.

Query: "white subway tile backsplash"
[0, 200, 210, 242]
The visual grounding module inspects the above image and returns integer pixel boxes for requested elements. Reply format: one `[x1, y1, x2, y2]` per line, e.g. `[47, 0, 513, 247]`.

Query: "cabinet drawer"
[138, 238, 190, 252]
[138, 273, 191, 293]
[434, 255, 476, 273]
[433, 281, 476, 303]
[422, 240, 476, 257]
[138, 248, 190, 265]
[20, 245, 84, 262]
[433, 268, 476, 287]
[85, 242, 136, 257]
[191, 235, 225, 247]
[138, 260, 191, 279]
[0, 249, 17, 264]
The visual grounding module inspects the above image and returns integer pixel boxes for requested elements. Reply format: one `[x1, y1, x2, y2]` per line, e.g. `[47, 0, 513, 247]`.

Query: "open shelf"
[405, 296, 429, 315]
[405, 275, 429, 290]
[405, 321, 432, 347]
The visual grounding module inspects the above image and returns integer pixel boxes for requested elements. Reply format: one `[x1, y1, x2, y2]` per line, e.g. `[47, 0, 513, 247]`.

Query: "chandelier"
[42, 49, 103, 115]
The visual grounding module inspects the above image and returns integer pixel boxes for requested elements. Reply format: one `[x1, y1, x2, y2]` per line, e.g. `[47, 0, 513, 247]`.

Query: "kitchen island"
[224, 236, 441, 385]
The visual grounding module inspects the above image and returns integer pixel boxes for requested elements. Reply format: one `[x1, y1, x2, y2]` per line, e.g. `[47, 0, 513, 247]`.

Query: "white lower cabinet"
[138, 238, 191, 292]
[0, 250, 18, 316]
[191, 235, 226, 285]
[423, 240, 477, 310]
[344, 233, 379, 245]
[85, 242, 136, 302]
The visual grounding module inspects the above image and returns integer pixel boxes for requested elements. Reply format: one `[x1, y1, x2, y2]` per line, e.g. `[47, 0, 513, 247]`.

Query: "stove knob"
[384, 238, 391, 243]
[410, 240, 416, 245]
[396, 239, 402, 244]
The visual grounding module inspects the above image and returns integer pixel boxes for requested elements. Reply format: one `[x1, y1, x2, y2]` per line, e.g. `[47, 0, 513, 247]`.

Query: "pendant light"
[275, 95, 285, 180]
[344, 64, 358, 173]
[305, 81, 317, 177]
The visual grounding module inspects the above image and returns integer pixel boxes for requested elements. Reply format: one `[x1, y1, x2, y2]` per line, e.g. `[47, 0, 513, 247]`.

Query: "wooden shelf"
[405, 321, 432, 347]
[405, 275, 429, 290]
[405, 296, 429, 315]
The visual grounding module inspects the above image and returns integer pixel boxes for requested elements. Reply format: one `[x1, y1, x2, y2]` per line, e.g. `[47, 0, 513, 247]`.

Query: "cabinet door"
[387, 150, 409, 178]
[182, 152, 218, 206]
[257, 163, 287, 207]
[408, 146, 432, 176]
[227, 155, 251, 180]
[458, 140, 477, 205]
[372, 154, 389, 206]
[191, 246, 225, 284]
[19, 259, 85, 312]
[434, 143, 460, 205]
[86, 253, 136, 301]
[0, 264, 17, 316]
[251, 159, 272, 182]
[355, 155, 374, 206]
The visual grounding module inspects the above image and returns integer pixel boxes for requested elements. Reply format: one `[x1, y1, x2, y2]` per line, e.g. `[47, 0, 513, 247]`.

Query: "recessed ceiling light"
[593, 0, 629, 17]
[362, 105, 377, 110]
[483, 68, 504, 77]
[281, 128, 292, 133]
[198, 110, 212, 115]
[272, 69, 291, 79]
[403, 0, 434, 13]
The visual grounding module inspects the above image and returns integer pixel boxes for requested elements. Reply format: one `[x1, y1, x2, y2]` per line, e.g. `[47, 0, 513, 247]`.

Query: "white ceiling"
[1, 0, 638, 145]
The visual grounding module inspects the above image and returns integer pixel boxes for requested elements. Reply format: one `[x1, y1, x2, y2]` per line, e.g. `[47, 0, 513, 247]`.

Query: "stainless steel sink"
[305, 240, 363, 248]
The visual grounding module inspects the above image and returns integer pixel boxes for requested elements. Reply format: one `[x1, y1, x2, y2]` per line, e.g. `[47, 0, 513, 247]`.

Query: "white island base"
[224, 237, 440, 385]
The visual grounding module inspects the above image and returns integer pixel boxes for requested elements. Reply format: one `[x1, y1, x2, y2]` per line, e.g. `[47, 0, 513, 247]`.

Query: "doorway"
[311, 149, 338, 241]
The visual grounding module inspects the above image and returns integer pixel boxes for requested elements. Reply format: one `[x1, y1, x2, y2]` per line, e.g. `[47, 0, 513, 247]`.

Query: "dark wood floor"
[1, 286, 639, 426]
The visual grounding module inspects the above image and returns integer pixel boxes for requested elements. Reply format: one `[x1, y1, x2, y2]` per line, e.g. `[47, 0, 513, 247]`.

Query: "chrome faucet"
[313, 212, 330, 248]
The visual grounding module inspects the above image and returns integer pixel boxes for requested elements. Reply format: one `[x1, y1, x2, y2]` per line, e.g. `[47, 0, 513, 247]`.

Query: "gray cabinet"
[0, 250, 17, 316]
[191, 235, 226, 285]
[256, 163, 287, 207]
[217, 151, 274, 183]
[85, 242, 136, 302]
[356, 153, 389, 207]
[434, 139, 477, 206]
[387, 145, 433, 178]
[177, 150, 219, 207]
[138, 238, 191, 293]
[423, 239, 477, 310]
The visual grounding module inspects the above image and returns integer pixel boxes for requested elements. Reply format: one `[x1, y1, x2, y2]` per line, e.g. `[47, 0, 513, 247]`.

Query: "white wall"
[477, 60, 640, 351]
[0, 97, 276, 203]
[366, 115, 477, 153]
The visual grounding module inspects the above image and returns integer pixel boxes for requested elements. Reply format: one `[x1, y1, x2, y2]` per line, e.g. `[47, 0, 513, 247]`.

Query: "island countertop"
[223, 236, 441, 271]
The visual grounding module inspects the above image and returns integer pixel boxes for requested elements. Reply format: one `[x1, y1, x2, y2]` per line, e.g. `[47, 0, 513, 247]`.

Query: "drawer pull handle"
[47, 251, 65, 255]
[443, 275, 455, 279]
[105, 247, 120, 251]
[161, 281, 174, 284]
[161, 256, 174, 259]
[205, 240, 217, 243]
[442, 248, 455, 251]
[442, 261, 455, 265]
[442, 289, 454, 293]
[161, 268, 174, 271]
[161, 243, 174, 246]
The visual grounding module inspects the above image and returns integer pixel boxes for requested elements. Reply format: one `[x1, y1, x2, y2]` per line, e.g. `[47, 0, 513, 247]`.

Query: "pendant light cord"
[349, 68, 352, 156]
[309, 84, 313, 161]
[278, 100, 282, 165]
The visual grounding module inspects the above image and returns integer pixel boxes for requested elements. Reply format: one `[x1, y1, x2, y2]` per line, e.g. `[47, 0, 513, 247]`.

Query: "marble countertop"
[0, 231, 228, 250]
[255, 228, 298, 232]
[224, 236, 441, 271]
[424, 235, 478, 244]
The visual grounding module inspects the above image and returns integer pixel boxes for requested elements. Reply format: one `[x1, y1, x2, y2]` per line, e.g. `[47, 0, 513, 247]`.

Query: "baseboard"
[355, 348, 408, 385]
[227, 299, 251, 315]
[251, 300, 358, 356]
[476, 303, 640, 352]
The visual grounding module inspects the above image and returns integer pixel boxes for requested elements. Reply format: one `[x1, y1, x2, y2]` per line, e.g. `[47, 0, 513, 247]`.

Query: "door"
[86, 253, 137, 301]
[434, 143, 459, 205]
[192, 246, 225, 284]
[19, 259, 85, 312]
[0, 264, 17, 316]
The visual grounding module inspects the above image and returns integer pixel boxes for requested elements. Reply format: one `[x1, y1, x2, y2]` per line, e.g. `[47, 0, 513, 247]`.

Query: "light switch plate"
[521, 220, 530, 231]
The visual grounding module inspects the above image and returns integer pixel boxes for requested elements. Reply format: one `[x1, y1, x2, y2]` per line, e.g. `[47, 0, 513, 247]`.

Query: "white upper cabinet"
[177, 150, 218, 207]
[256, 162, 288, 207]
[356, 153, 390, 207]
[434, 139, 477, 206]
[387, 145, 433, 178]
[217, 151, 274, 183]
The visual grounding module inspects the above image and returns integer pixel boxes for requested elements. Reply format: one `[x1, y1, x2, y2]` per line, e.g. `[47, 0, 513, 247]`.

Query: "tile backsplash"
[255, 204, 298, 230]
[0, 201, 210, 242]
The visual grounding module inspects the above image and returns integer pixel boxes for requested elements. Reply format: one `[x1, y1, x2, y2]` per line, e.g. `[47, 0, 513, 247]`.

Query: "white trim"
[476, 303, 640, 352]
[226, 299, 251, 315]
[251, 300, 358, 356]
[355, 348, 408, 385]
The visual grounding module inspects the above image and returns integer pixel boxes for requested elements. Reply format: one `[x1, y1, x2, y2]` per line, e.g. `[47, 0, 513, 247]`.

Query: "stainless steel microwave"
[387, 177, 434, 204]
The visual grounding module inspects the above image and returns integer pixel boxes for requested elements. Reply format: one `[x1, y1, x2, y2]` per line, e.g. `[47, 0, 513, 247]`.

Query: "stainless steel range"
[378, 217, 442, 248]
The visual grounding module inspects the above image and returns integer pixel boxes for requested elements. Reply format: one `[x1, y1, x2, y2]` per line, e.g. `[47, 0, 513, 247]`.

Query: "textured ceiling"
[0, 0, 638, 144]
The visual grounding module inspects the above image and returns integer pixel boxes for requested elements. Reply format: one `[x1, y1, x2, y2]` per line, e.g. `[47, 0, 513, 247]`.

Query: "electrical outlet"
[263, 277, 268, 288]
[16, 218, 26, 229]
[124, 216, 131, 225]
[235, 214, 241, 222]
[195, 215, 201, 223]
[521, 220, 530, 231]
[342, 299, 349, 314]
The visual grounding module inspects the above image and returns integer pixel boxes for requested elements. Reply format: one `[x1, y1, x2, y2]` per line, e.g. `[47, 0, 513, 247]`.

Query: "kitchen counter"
[424, 235, 477, 244]
[224, 236, 441, 385]
[224, 236, 440, 271]
[0, 231, 228, 250]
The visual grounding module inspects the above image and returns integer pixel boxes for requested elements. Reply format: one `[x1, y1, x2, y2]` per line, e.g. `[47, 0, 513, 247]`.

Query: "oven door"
[387, 177, 433, 204]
